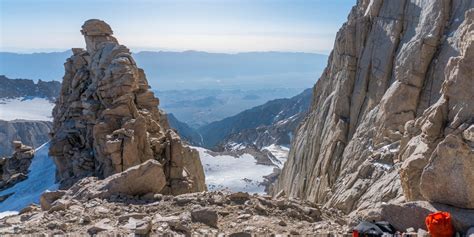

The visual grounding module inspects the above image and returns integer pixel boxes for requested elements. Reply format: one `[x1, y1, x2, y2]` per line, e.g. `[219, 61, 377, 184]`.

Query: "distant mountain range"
[194, 88, 313, 149]
[0, 51, 327, 90]
[0, 75, 61, 102]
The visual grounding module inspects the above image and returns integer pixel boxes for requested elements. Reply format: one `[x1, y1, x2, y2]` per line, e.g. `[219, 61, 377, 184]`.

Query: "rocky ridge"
[274, 0, 473, 224]
[49, 19, 206, 194]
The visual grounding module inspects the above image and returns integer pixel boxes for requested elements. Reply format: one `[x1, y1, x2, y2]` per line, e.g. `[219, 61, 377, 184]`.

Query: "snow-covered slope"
[0, 98, 54, 121]
[262, 144, 289, 169]
[194, 146, 276, 194]
[0, 143, 58, 214]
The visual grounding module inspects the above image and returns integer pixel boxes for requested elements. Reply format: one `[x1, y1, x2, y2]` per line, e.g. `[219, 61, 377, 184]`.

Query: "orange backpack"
[425, 212, 454, 237]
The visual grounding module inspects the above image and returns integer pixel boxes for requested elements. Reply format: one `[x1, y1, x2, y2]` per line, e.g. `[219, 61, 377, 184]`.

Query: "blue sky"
[0, 0, 355, 53]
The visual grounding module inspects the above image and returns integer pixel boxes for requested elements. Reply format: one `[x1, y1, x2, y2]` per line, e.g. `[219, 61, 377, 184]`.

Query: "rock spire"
[49, 19, 206, 195]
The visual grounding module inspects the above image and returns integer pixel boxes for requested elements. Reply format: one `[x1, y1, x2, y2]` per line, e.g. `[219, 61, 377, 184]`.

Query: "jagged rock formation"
[0, 120, 52, 156]
[274, 0, 473, 218]
[49, 19, 206, 195]
[0, 75, 61, 102]
[0, 141, 35, 190]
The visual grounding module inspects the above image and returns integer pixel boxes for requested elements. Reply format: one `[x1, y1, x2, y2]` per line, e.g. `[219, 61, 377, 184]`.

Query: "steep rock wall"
[274, 0, 473, 214]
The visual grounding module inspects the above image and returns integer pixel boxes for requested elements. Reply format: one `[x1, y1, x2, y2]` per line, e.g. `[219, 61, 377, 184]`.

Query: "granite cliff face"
[274, 0, 473, 215]
[49, 19, 206, 195]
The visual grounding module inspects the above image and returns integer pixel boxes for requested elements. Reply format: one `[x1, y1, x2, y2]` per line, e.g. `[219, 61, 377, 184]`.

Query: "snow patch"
[0, 97, 54, 121]
[372, 162, 393, 171]
[193, 146, 274, 194]
[0, 142, 58, 212]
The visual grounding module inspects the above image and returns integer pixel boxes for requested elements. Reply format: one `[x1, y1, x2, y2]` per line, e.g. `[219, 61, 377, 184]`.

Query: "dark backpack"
[353, 221, 396, 237]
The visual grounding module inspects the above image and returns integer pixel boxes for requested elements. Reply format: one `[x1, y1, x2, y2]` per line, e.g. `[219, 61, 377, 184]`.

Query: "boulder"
[40, 190, 66, 211]
[191, 208, 218, 228]
[419, 134, 474, 208]
[381, 201, 474, 233]
[228, 192, 250, 204]
[101, 159, 166, 196]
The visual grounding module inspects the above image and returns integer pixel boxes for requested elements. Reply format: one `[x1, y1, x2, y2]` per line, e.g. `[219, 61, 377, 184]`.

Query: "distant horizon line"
[0, 48, 330, 56]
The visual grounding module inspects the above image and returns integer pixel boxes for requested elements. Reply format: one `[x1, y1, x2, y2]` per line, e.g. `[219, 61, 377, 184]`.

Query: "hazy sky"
[0, 0, 355, 53]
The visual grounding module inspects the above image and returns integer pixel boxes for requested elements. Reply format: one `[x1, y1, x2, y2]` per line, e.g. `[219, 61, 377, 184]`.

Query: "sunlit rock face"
[49, 19, 206, 195]
[274, 0, 473, 213]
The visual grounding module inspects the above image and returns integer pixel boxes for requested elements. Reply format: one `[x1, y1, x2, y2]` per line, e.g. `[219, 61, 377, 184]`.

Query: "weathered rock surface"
[49, 19, 206, 195]
[0, 141, 35, 191]
[0, 191, 347, 235]
[0, 119, 51, 156]
[274, 0, 473, 216]
[56, 160, 167, 201]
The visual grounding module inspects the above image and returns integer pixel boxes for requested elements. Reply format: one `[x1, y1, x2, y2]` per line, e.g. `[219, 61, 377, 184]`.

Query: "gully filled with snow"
[0, 143, 58, 216]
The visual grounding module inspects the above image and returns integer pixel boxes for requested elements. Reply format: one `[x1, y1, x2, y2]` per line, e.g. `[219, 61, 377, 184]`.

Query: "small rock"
[279, 220, 287, 226]
[118, 213, 148, 223]
[40, 190, 66, 211]
[229, 232, 252, 237]
[123, 217, 151, 235]
[79, 216, 91, 225]
[229, 192, 250, 204]
[87, 219, 113, 235]
[290, 230, 300, 235]
[237, 214, 252, 220]
[210, 194, 226, 205]
[218, 210, 230, 217]
[48, 199, 69, 212]
[153, 193, 163, 201]
[174, 194, 195, 206]
[254, 202, 268, 215]
[191, 208, 218, 228]
[19, 204, 39, 215]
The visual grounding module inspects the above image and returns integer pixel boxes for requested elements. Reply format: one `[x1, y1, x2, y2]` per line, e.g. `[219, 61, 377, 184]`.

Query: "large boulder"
[381, 201, 474, 233]
[62, 160, 167, 201]
[101, 159, 166, 197]
[419, 134, 474, 208]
